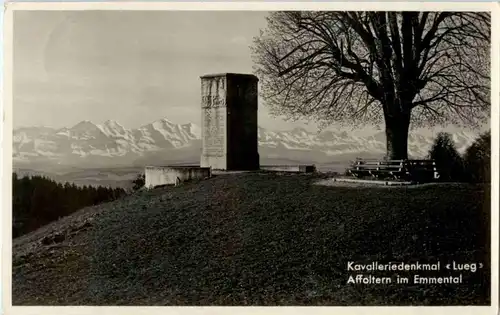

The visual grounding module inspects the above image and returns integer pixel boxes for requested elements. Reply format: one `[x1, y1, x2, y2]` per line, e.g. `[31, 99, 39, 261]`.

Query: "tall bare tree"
[252, 12, 490, 159]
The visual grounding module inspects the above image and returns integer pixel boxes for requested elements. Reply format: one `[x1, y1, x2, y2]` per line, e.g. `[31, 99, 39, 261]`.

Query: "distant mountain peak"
[71, 120, 99, 129]
[103, 120, 126, 129]
[291, 127, 308, 134]
[146, 118, 176, 129]
[160, 118, 174, 124]
[181, 122, 201, 138]
[13, 117, 482, 169]
[104, 119, 120, 125]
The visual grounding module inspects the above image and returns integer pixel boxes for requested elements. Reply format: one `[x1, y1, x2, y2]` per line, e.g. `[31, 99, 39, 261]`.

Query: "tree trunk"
[385, 115, 410, 160]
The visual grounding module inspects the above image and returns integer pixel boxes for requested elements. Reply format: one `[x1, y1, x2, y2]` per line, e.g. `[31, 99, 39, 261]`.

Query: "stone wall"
[145, 166, 212, 189]
[260, 165, 316, 173]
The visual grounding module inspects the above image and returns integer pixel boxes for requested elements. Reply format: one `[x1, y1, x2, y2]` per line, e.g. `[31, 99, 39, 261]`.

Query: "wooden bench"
[405, 159, 440, 182]
[347, 158, 439, 182]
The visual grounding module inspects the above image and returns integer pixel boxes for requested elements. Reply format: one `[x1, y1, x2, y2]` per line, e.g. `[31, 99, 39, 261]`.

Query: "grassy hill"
[12, 172, 490, 305]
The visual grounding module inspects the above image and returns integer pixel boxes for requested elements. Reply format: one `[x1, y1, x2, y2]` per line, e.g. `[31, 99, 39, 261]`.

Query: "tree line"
[429, 131, 490, 183]
[12, 173, 127, 238]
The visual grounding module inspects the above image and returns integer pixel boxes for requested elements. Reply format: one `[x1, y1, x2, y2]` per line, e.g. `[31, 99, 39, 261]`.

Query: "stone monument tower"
[200, 73, 259, 171]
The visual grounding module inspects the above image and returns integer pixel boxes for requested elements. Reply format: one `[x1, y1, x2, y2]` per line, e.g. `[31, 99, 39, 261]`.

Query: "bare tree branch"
[252, 11, 490, 131]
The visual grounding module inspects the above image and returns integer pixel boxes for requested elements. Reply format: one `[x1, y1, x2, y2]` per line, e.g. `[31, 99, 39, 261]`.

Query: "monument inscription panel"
[201, 76, 227, 161]
[202, 107, 225, 157]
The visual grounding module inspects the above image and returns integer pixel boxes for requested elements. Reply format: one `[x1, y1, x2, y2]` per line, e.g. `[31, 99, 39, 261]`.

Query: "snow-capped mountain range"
[13, 118, 480, 170]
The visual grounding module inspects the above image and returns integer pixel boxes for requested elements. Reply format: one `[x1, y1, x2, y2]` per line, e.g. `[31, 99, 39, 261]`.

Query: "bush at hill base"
[132, 173, 145, 191]
[428, 132, 465, 182]
[463, 132, 490, 183]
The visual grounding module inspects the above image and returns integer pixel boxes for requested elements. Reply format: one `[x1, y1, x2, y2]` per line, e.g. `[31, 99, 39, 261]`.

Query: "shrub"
[132, 173, 145, 191]
[463, 131, 490, 183]
[428, 132, 464, 182]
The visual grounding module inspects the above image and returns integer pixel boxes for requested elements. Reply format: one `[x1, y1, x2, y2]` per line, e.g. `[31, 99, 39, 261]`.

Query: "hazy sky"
[14, 10, 322, 131]
[12, 10, 486, 135]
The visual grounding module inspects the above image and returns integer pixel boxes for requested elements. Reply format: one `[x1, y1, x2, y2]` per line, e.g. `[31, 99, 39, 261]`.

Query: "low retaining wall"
[260, 165, 316, 173]
[332, 177, 414, 186]
[145, 165, 212, 189]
